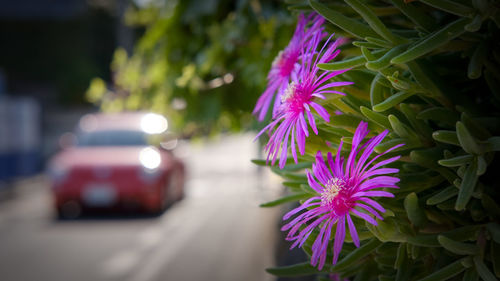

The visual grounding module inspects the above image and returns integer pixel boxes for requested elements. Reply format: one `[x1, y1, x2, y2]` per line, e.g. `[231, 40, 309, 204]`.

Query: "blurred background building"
[0, 0, 133, 183]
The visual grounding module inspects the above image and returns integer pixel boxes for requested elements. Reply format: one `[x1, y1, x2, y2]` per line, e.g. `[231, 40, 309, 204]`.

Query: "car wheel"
[175, 171, 185, 201]
[56, 201, 82, 220]
[164, 174, 176, 207]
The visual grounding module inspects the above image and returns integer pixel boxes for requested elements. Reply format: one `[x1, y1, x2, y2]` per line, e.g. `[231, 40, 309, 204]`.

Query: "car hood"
[51, 146, 155, 168]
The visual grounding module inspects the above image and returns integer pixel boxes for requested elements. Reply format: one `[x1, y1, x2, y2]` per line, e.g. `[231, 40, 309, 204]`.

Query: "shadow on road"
[53, 202, 183, 222]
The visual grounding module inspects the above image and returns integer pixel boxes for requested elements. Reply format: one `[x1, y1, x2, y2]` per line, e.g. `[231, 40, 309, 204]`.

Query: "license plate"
[83, 184, 117, 207]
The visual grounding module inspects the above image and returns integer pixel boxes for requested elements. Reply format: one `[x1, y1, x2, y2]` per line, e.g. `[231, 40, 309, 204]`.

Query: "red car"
[48, 112, 185, 218]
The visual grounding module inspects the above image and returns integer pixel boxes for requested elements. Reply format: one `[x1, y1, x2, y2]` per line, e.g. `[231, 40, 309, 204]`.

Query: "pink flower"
[253, 13, 324, 121]
[281, 121, 403, 270]
[256, 31, 352, 168]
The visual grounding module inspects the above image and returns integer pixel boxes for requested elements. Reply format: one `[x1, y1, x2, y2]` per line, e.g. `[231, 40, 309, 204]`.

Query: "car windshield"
[77, 130, 147, 146]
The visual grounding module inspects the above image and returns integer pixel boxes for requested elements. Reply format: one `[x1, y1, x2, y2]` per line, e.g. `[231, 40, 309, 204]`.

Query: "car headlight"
[141, 113, 168, 134]
[139, 147, 162, 183]
[139, 165, 162, 183]
[139, 147, 161, 170]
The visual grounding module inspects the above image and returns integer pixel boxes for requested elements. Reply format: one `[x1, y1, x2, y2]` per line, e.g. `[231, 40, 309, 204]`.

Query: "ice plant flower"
[281, 121, 403, 270]
[255, 31, 353, 169]
[253, 13, 324, 121]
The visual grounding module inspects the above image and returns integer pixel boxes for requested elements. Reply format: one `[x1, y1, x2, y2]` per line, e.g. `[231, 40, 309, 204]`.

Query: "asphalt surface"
[0, 134, 283, 281]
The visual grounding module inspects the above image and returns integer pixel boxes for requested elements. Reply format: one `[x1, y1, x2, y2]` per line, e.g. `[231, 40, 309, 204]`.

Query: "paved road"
[0, 134, 283, 281]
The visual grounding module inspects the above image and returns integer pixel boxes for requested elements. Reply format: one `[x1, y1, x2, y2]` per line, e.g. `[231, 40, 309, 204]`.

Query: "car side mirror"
[159, 132, 178, 150]
[58, 132, 77, 149]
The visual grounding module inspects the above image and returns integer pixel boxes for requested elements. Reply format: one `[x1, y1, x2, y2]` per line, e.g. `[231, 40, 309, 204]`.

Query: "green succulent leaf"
[473, 256, 498, 281]
[367, 217, 408, 242]
[468, 42, 487, 79]
[462, 268, 479, 281]
[438, 155, 473, 167]
[427, 186, 458, 205]
[442, 225, 481, 242]
[365, 36, 393, 48]
[483, 195, 500, 220]
[332, 238, 381, 271]
[491, 241, 500, 278]
[389, 115, 419, 141]
[433, 130, 460, 146]
[251, 159, 268, 166]
[455, 160, 479, 211]
[456, 122, 482, 155]
[417, 107, 459, 127]
[476, 156, 487, 176]
[487, 223, 500, 244]
[361, 46, 377, 61]
[394, 242, 407, 269]
[343, 0, 403, 44]
[373, 91, 414, 112]
[260, 193, 311, 208]
[486, 137, 500, 152]
[379, 275, 394, 281]
[329, 114, 364, 130]
[310, 0, 381, 39]
[353, 41, 383, 49]
[416, 258, 467, 281]
[391, 18, 470, 64]
[266, 262, 319, 277]
[319, 54, 367, 71]
[407, 235, 440, 247]
[366, 45, 406, 71]
[360, 106, 391, 129]
[404, 192, 428, 228]
[389, 0, 437, 32]
[396, 255, 412, 281]
[399, 103, 433, 140]
[419, 0, 475, 17]
[280, 161, 314, 171]
[370, 74, 388, 107]
[437, 235, 480, 255]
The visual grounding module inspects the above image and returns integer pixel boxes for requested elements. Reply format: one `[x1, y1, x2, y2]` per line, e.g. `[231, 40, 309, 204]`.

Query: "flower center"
[272, 49, 299, 77]
[320, 177, 354, 215]
[271, 51, 285, 68]
[279, 82, 312, 116]
[281, 82, 297, 103]
[321, 178, 345, 206]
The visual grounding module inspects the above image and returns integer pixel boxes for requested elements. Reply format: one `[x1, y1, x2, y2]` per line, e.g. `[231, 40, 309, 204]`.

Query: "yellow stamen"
[281, 82, 297, 103]
[321, 178, 344, 205]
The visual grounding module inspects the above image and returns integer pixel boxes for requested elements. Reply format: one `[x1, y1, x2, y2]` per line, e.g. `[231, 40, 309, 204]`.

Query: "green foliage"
[86, 0, 293, 136]
[261, 0, 500, 279]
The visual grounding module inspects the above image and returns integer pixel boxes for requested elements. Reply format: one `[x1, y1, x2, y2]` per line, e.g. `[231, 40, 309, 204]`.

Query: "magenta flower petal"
[281, 121, 401, 269]
[307, 171, 325, 193]
[351, 209, 377, 225]
[356, 203, 383, 220]
[253, 13, 325, 121]
[333, 216, 346, 264]
[306, 108, 318, 135]
[355, 190, 395, 198]
[346, 214, 360, 247]
[359, 197, 385, 213]
[310, 102, 330, 122]
[290, 126, 298, 163]
[256, 23, 352, 168]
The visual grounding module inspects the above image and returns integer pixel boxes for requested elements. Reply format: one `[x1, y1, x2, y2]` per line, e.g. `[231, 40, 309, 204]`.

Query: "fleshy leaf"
[415, 258, 467, 281]
[404, 192, 428, 228]
[455, 160, 478, 211]
[437, 235, 479, 255]
[310, 0, 381, 39]
[266, 262, 320, 276]
[391, 18, 470, 64]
